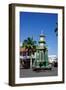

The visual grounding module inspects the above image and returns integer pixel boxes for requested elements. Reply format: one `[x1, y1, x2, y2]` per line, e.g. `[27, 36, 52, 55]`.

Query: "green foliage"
[54, 22, 58, 36]
[22, 37, 36, 55]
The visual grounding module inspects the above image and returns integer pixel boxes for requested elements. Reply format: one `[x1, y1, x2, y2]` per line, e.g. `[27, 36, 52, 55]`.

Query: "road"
[20, 67, 58, 78]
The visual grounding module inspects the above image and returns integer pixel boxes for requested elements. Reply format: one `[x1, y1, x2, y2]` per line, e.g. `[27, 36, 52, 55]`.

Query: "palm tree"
[22, 37, 36, 68]
[22, 39, 27, 48]
[54, 22, 58, 36]
[22, 37, 36, 55]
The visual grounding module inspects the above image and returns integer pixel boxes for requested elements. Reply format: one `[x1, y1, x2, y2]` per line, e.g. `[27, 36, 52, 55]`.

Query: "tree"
[54, 22, 58, 36]
[22, 37, 36, 68]
[22, 37, 36, 55]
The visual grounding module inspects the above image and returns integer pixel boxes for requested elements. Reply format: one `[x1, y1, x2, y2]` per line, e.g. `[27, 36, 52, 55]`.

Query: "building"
[20, 47, 35, 69]
[33, 32, 50, 69]
[48, 55, 57, 63]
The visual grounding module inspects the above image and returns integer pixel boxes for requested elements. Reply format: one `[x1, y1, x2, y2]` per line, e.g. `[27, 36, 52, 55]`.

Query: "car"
[53, 61, 58, 67]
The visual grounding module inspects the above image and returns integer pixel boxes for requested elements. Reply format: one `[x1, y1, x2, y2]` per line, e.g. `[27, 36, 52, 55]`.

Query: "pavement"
[20, 67, 58, 78]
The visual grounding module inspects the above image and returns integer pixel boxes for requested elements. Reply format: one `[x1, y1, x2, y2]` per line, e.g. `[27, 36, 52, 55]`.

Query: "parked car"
[53, 61, 58, 67]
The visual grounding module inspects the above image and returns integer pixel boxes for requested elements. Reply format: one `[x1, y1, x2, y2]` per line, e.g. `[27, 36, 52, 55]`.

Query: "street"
[20, 67, 58, 78]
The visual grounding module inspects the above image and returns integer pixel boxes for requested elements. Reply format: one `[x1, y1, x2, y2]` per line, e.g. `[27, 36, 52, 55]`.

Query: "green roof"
[40, 34, 45, 37]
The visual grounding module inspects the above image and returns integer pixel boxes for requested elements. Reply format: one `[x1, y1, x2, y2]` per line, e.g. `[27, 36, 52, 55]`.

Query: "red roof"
[20, 48, 28, 52]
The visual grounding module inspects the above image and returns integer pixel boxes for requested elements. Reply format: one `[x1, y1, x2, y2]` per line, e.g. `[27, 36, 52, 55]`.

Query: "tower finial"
[41, 30, 44, 35]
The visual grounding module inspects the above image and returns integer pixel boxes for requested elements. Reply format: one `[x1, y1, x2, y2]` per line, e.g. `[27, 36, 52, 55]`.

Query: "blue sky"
[20, 12, 58, 55]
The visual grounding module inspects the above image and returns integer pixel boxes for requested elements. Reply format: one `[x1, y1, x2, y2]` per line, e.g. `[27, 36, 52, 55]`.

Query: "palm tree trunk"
[30, 55, 32, 69]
